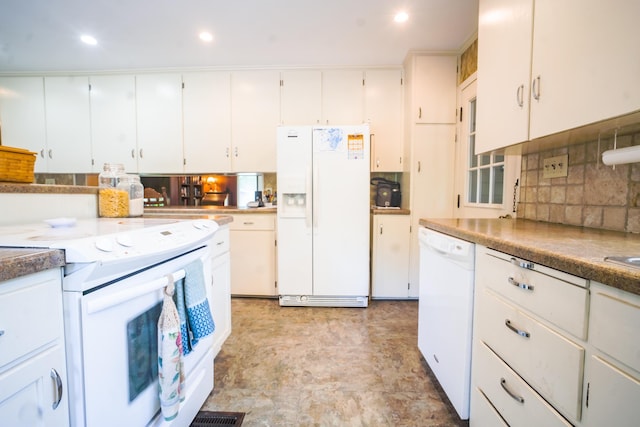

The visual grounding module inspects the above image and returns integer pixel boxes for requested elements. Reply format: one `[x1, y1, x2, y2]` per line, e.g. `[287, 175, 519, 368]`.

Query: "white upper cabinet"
[321, 69, 364, 125]
[44, 76, 93, 173]
[135, 73, 184, 174]
[231, 70, 280, 172]
[0, 77, 47, 172]
[182, 71, 231, 173]
[476, 0, 640, 153]
[280, 70, 322, 125]
[365, 69, 404, 172]
[528, 0, 640, 140]
[476, 0, 533, 153]
[408, 55, 458, 124]
[89, 75, 138, 173]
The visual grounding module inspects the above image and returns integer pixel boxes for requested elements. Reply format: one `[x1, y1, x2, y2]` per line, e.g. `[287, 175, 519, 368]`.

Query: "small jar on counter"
[117, 174, 144, 217]
[98, 163, 129, 217]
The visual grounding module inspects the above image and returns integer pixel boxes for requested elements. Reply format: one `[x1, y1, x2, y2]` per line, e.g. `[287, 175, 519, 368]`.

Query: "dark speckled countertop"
[420, 218, 640, 296]
[0, 248, 65, 282]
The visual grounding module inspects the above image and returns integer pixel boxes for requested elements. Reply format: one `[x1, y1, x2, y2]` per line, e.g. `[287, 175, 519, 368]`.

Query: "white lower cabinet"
[229, 213, 277, 296]
[582, 282, 640, 427]
[472, 245, 586, 425]
[208, 225, 231, 357]
[371, 214, 410, 299]
[471, 387, 508, 427]
[0, 269, 69, 427]
[472, 341, 572, 427]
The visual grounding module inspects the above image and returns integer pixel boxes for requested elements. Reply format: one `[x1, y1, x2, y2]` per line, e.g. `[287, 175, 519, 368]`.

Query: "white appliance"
[418, 227, 475, 420]
[277, 125, 370, 307]
[0, 218, 219, 426]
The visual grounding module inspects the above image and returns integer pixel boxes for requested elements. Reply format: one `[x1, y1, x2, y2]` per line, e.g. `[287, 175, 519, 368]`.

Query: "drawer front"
[584, 355, 640, 427]
[229, 214, 275, 231]
[470, 387, 508, 427]
[473, 341, 572, 427]
[0, 270, 63, 369]
[476, 289, 584, 421]
[478, 248, 588, 339]
[590, 282, 640, 373]
[210, 226, 230, 259]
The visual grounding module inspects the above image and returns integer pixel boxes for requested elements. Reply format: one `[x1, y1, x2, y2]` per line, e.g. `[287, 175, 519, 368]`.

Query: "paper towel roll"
[602, 145, 640, 166]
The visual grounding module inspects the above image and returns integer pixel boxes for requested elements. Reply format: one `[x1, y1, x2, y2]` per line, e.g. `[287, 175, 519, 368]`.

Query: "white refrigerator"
[277, 125, 370, 307]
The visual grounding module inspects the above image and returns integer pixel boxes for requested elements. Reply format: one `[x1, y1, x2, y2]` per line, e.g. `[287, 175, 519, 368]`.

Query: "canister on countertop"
[98, 163, 129, 217]
[117, 174, 144, 217]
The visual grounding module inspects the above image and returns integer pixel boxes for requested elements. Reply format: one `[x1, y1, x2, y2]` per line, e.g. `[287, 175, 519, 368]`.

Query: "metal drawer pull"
[510, 257, 534, 270]
[505, 319, 530, 338]
[508, 277, 534, 291]
[501, 378, 525, 404]
[51, 368, 63, 409]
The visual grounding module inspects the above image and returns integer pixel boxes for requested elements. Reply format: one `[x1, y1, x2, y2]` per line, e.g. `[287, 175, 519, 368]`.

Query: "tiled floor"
[201, 298, 467, 427]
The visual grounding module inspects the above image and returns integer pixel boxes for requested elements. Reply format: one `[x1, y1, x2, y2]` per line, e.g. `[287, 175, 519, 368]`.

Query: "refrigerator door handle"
[313, 159, 319, 229]
[306, 166, 312, 229]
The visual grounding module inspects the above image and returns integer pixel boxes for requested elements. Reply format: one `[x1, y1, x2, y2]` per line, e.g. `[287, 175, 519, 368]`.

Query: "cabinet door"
[408, 124, 455, 292]
[280, 70, 322, 125]
[371, 215, 410, 298]
[135, 73, 184, 174]
[210, 250, 231, 357]
[44, 76, 92, 173]
[529, 0, 640, 140]
[229, 214, 276, 296]
[584, 355, 640, 427]
[476, 0, 533, 154]
[0, 77, 47, 172]
[231, 70, 280, 172]
[182, 71, 232, 173]
[365, 69, 404, 172]
[321, 69, 364, 125]
[89, 75, 138, 172]
[0, 345, 69, 427]
[412, 55, 457, 124]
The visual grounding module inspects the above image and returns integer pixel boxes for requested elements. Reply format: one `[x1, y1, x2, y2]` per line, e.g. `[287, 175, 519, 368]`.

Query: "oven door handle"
[86, 269, 186, 314]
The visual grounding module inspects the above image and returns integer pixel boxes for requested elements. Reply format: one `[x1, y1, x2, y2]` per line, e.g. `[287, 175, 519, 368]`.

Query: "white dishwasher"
[418, 227, 475, 420]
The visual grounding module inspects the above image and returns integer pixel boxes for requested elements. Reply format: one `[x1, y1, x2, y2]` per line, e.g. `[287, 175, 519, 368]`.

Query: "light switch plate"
[543, 154, 568, 179]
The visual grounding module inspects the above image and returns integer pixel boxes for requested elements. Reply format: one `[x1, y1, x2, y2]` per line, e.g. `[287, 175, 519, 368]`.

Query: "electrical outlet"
[543, 154, 568, 179]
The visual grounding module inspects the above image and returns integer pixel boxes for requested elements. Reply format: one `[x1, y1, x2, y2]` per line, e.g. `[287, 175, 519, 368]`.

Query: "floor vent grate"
[190, 411, 245, 426]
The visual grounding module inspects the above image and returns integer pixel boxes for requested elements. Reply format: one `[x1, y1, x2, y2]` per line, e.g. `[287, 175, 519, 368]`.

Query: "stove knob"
[117, 234, 134, 247]
[95, 237, 114, 252]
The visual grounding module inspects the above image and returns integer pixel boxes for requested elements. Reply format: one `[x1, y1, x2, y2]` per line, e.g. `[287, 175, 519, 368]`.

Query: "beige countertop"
[371, 207, 410, 215]
[0, 183, 97, 194]
[420, 218, 640, 296]
[144, 206, 276, 216]
[0, 248, 65, 282]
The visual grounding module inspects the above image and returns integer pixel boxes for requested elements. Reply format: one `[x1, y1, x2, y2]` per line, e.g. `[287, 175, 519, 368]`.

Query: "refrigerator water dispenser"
[280, 193, 307, 217]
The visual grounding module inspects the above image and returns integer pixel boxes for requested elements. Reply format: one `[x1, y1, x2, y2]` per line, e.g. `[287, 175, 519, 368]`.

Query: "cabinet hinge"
[407, 283, 410, 290]
[183, 158, 186, 166]
[400, 77, 403, 86]
[280, 79, 283, 87]
[399, 156, 402, 165]
[91, 158, 95, 166]
[457, 194, 460, 208]
[459, 107, 463, 122]
[182, 82, 185, 89]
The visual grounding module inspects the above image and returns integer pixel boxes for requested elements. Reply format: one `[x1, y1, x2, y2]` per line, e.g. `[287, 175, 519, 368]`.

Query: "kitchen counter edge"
[420, 218, 640, 296]
[0, 248, 66, 282]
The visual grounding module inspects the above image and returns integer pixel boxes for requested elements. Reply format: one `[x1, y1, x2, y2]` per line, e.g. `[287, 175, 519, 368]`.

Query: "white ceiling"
[0, 0, 478, 73]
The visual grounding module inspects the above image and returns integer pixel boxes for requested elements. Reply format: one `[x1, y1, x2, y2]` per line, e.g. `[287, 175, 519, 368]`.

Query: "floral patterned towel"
[158, 277, 184, 421]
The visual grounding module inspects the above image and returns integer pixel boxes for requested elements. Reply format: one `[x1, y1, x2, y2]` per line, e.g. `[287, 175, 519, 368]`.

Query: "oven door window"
[127, 301, 162, 402]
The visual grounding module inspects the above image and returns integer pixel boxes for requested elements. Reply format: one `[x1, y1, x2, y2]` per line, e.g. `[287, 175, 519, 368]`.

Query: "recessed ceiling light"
[394, 11, 409, 23]
[80, 34, 98, 46]
[199, 32, 214, 42]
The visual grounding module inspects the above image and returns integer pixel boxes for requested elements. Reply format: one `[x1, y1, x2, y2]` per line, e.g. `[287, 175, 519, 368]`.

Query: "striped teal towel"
[174, 259, 215, 355]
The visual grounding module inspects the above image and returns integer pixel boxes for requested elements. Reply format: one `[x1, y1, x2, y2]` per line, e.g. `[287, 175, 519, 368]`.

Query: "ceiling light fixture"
[80, 34, 98, 46]
[199, 32, 214, 42]
[394, 11, 409, 23]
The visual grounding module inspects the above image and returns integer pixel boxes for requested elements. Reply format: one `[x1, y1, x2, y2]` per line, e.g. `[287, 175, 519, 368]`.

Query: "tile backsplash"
[517, 130, 640, 233]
